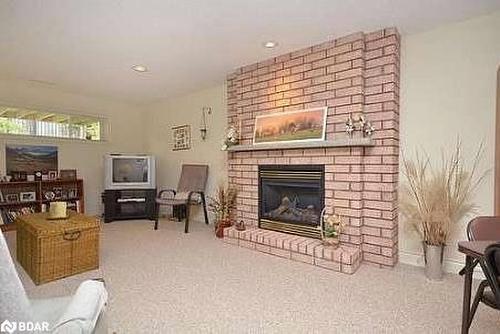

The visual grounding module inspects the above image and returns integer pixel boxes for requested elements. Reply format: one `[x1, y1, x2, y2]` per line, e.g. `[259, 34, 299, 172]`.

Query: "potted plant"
[320, 208, 344, 247]
[400, 141, 486, 280]
[208, 185, 237, 238]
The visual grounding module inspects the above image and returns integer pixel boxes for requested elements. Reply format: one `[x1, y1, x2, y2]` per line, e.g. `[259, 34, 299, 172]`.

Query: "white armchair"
[0, 229, 107, 333]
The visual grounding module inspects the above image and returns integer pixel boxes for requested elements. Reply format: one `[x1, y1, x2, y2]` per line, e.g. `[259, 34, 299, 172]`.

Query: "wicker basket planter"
[16, 211, 100, 285]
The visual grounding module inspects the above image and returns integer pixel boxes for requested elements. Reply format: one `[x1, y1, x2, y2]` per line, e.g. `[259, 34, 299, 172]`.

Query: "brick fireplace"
[224, 28, 400, 272]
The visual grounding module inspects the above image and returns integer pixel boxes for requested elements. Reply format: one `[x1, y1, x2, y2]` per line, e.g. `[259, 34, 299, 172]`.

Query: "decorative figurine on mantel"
[346, 113, 375, 138]
[221, 122, 240, 151]
[364, 120, 375, 137]
[345, 114, 355, 138]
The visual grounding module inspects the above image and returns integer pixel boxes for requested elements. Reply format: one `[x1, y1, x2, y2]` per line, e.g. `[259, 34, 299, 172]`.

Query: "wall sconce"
[200, 106, 212, 140]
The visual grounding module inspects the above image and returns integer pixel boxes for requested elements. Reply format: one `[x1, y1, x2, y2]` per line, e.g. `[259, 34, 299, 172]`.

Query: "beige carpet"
[5, 219, 500, 333]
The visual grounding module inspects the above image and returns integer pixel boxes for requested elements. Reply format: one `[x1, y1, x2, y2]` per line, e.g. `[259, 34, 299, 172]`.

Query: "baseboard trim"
[399, 251, 485, 279]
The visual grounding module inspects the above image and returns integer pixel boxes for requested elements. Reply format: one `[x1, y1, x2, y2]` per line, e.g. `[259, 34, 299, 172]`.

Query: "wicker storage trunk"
[16, 212, 100, 285]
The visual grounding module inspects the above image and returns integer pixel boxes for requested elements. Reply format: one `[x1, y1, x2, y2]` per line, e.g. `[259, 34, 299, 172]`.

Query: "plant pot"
[423, 242, 445, 281]
[323, 237, 340, 248]
[215, 220, 231, 238]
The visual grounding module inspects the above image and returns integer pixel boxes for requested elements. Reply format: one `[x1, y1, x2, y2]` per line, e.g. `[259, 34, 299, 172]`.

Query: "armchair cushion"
[51, 280, 108, 334]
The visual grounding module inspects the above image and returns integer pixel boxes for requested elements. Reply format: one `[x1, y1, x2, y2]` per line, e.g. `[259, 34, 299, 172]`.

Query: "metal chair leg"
[154, 203, 160, 230]
[469, 280, 488, 329]
[201, 192, 209, 225]
[184, 204, 190, 233]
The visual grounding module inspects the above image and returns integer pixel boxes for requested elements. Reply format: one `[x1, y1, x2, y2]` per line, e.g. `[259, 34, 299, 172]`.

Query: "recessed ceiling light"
[131, 65, 148, 72]
[263, 41, 278, 48]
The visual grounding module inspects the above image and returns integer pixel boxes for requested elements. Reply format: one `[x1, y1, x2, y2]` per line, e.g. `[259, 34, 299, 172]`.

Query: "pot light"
[263, 41, 278, 48]
[131, 65, 148, 72]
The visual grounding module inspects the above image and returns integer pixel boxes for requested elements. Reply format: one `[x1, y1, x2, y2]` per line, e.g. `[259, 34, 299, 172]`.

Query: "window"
[0, 106, 105, 141]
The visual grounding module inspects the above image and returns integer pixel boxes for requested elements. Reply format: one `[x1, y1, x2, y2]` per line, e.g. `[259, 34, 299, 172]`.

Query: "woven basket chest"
[16, 211, 100, 285]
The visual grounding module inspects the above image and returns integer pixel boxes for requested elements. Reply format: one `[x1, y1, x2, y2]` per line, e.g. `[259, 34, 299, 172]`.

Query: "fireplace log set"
[264, 196, 319, 225]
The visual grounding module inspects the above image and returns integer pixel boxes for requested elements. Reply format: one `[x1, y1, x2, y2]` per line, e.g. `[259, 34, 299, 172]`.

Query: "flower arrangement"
[208, 184, 237, 237]
[321, 208, 344, 247]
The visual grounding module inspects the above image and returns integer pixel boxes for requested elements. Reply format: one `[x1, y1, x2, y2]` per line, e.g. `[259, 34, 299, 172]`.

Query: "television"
[104, 154, 156, 190]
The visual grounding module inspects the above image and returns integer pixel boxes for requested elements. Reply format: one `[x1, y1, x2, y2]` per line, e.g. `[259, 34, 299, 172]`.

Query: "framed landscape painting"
[253, 107, 327, 144]
[6, 144, 58, 174]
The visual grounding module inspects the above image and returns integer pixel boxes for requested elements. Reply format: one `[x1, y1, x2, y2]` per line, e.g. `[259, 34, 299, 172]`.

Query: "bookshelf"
[0, 179, 84, 231]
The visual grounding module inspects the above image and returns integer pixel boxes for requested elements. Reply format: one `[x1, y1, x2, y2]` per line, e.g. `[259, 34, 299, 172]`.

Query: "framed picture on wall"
[6, 145, 58, 174]
[253, 107, 327, 145]
[172, 125, 191, 151]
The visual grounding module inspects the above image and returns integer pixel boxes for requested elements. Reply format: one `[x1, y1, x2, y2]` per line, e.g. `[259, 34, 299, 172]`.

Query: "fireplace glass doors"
[258, 165, 324, 238]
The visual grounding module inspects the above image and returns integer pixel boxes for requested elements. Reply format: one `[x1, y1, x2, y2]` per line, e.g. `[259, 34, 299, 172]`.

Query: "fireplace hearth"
[258, 165, 324, 239]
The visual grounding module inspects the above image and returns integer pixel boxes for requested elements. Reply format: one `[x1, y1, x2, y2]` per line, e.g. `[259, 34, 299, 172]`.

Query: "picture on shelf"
[48, 170, 58, 180]
[20, 191, 36, 202]
[44, 191, 55, 201]
[6, 145, 58, 174]
[5, 193, 19, 203]
[68, 188, 78, 198]
[53, 187, 63, 200]
[59, 169, 77, 180]
[10, 171, 27, 182]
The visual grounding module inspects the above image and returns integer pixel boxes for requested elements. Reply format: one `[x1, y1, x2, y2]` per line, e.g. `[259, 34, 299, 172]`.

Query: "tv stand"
[102, 188, 156, 223]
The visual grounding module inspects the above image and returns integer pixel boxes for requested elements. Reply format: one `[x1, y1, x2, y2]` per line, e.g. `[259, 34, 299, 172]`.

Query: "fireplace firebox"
[258, 165, 325, 239]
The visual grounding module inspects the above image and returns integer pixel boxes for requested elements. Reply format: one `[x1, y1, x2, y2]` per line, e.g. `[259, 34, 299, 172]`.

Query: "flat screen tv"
[104, 154, 156, 190]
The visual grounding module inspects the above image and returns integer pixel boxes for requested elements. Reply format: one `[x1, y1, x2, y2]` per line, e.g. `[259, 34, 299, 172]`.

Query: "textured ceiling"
[0, 0, 499, 104]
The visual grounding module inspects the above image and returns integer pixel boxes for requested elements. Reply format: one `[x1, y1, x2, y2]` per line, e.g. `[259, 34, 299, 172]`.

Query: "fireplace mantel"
[226, 137, 374, 152]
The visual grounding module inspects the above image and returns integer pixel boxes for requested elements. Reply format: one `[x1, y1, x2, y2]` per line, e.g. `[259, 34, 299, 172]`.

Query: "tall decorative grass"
[400, 140, 487, 246]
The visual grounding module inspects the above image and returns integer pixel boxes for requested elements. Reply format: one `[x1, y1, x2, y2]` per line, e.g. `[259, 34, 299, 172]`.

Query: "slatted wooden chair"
[154, 164, 209, 233]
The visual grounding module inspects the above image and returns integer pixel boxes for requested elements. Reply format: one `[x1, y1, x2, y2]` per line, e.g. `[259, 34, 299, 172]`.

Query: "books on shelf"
[0, 207, 36, 225]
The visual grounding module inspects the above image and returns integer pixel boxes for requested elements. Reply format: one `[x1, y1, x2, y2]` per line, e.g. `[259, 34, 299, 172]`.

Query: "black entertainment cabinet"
[102, 189, 156, 223]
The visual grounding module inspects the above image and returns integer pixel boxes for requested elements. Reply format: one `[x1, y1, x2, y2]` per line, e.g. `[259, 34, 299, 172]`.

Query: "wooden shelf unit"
[0, 179, 84, 232]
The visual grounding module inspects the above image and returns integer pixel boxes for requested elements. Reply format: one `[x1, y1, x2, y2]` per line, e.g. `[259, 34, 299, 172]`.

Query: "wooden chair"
[465, 217, 500, 330]
[467, 216, 500, 241]
[154, 164, 209, 233]
[468, 242, 500, 329]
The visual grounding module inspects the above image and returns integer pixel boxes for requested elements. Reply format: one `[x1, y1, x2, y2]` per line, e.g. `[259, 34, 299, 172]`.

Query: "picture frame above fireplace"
[253, 107, 327, 145]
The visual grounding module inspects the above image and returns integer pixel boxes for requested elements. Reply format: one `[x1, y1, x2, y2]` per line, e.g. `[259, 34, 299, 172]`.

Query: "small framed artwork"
[44, 191, 55, 201]
[253, 107, 327, 145]
[34, 171, 43, 181]
[10, 171, 27, 182]
[172, 125, 191, 151]
[68, 188, 78, 198]
[48, 170, 58, 180]
[59, 169, 77, 180]
[27, 175, 35, 182]
[5, 193, 20, 203]
[41, 173, 49, 181]
[53, 187, 63, 199]
[20, 191, 36, 202]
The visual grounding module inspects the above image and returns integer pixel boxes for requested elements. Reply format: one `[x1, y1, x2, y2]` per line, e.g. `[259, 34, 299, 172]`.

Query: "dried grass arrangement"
[208, 184, 237, 228]
[400, 140, 487, 246]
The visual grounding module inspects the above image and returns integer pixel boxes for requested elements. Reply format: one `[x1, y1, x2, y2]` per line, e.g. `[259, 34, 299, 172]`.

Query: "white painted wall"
[0, 78, 146, 215]
[144, 84, 228, 222]
[399, 11, 500, 270]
